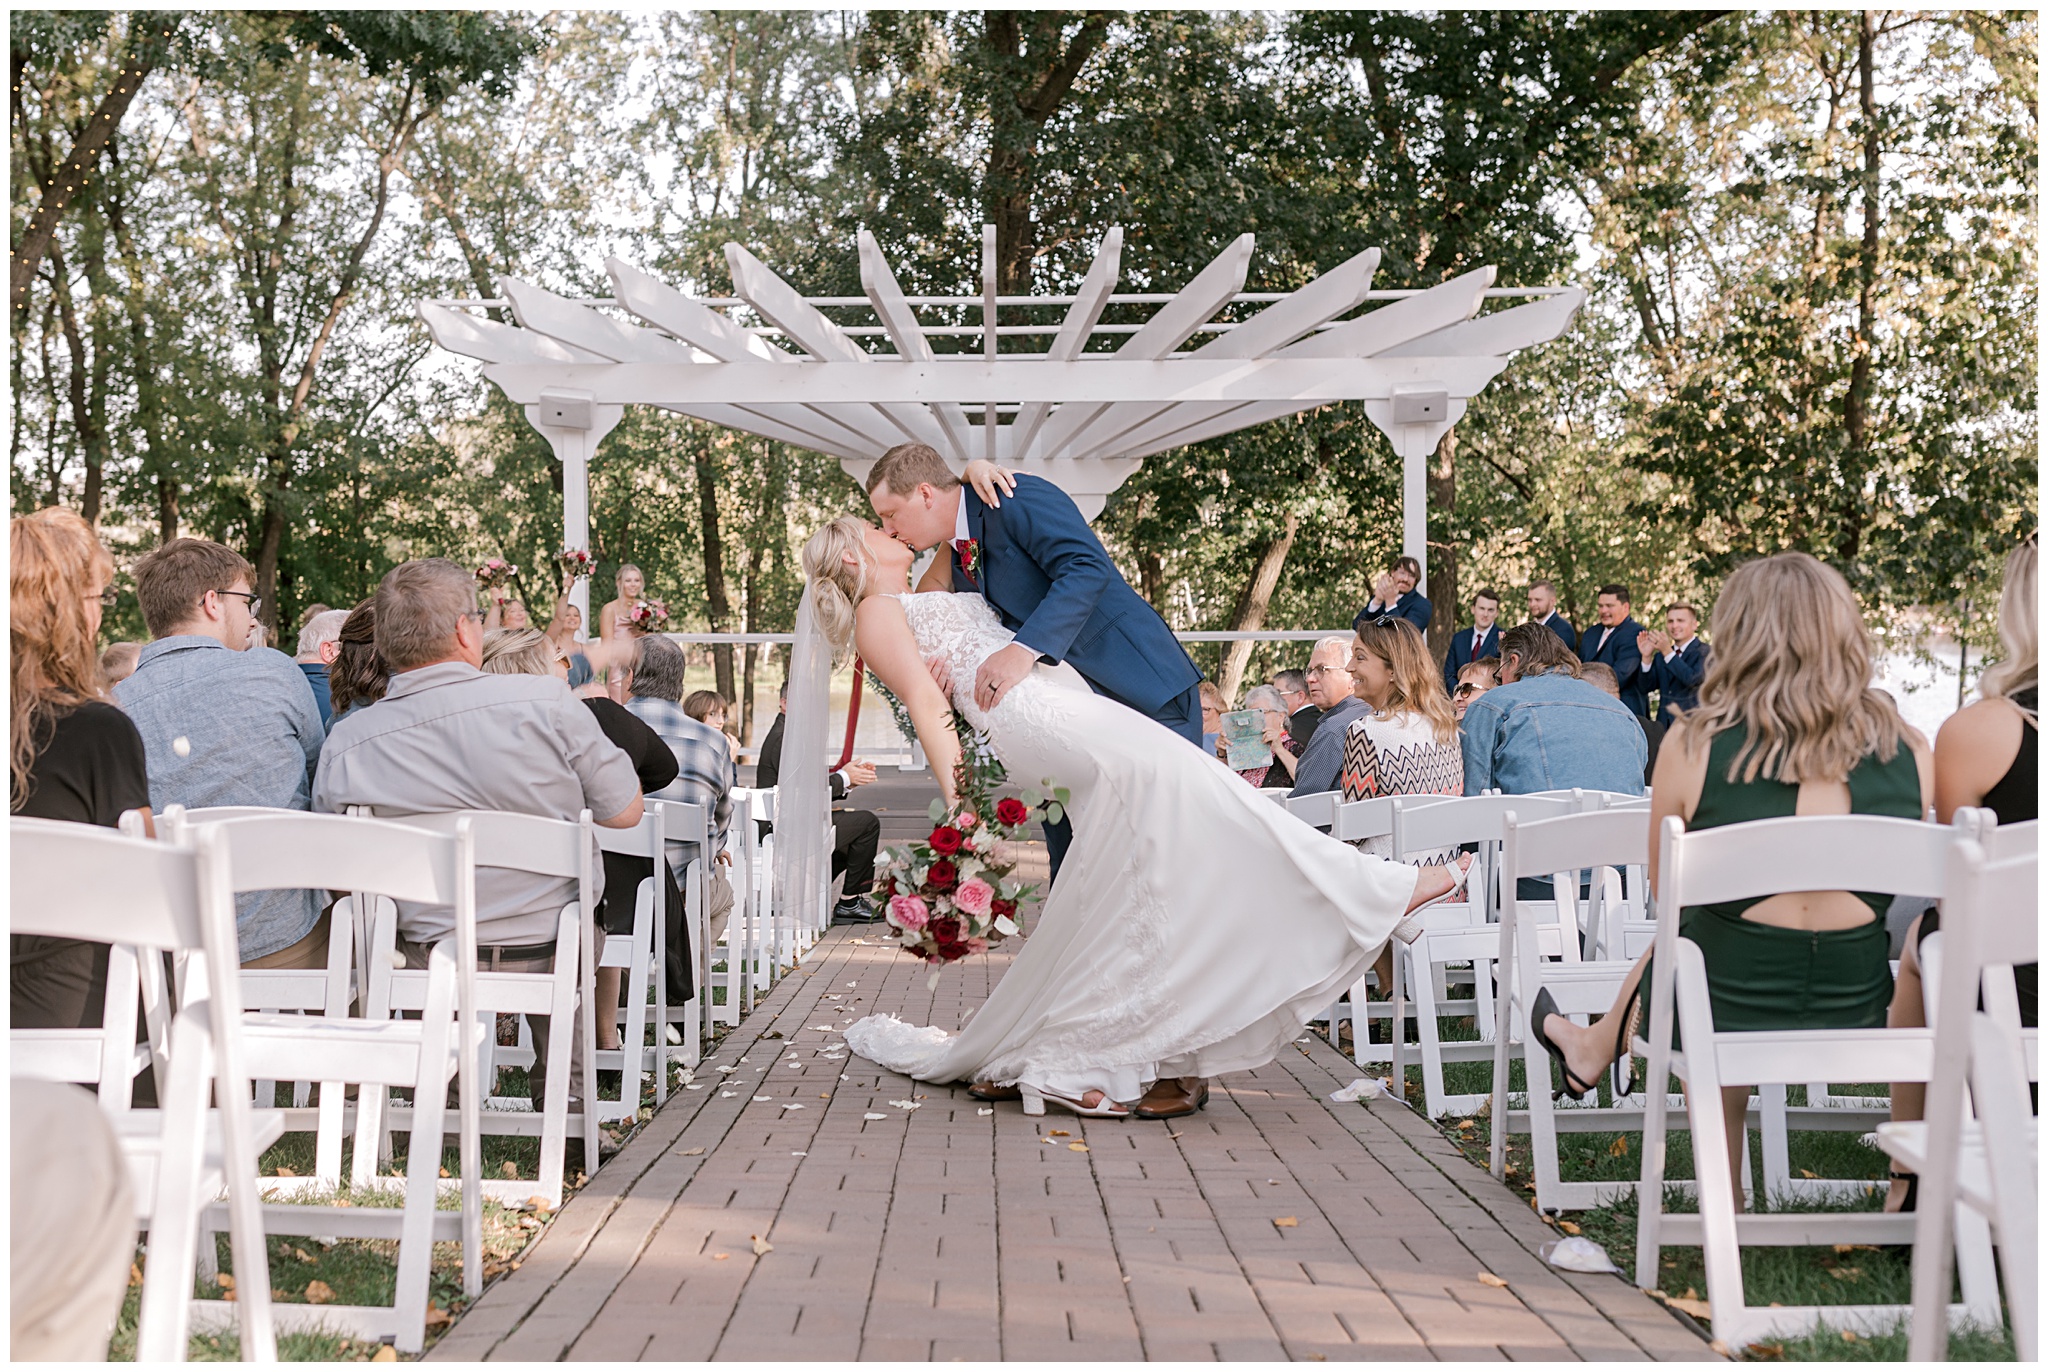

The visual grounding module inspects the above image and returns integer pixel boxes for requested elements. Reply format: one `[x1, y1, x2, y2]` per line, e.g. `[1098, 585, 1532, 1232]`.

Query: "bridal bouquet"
[475, 557, 519, 591]
[868, 675, 1068, 967]
[556, 548, 595, 581]
[625, 598, 669, 633]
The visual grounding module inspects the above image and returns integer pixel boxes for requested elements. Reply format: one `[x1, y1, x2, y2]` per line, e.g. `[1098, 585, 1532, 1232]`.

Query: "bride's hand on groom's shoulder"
[962, 459, 1018, 507]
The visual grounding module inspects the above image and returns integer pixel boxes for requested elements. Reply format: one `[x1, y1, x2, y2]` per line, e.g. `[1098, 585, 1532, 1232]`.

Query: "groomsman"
[1441, 587, 1503, 696]
[1639, 603, 1710, 724]
[1578, 583, 1649, 717]
[1526, 580, 1577, 655]
[1270, 668, 1321, 752]
[1354, 555, 1432, 635]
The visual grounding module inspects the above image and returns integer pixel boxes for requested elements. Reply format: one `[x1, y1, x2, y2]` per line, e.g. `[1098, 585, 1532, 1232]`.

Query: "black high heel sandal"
[1530, 988, 1602, 1101]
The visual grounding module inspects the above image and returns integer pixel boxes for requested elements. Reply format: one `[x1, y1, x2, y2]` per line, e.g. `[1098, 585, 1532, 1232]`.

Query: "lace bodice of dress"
[893, 593, 1032, 734]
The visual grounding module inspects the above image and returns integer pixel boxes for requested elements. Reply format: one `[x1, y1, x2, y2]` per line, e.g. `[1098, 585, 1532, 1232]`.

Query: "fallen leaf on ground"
[1708, 1340, 1731, 1357]
[305, 1280, 336, 1305]
[371, 1345, 398, 1362]
[864, 1112, 888, 1120]
[977, 1107, 994, 1116]
[424, 1306, 453, 1329]
[1068, 1142, 1089, 1152]
[1477, 1273, 1508, 1288]
[288, 1247, 316, 1264]
[751, 1234, 773, 1256]
[1665, 1295, 1711, 1320]
[1167, 1132, 1183, 1140]
[781, 1102, 804, 1110]
[1557, 1220, 1582, 1236]
[1841, 1331, 1859, 1343]
[1799, 1168, 1817, 1179]
[1746, 1343, 1784, 1360]
[1826, 1266, 1863, 1281]
[1048, 1128, 1070, 1137]
[1833, 1243, 1877, 1254]
[1608, 1136, 1629, 1158]
[889, 1100, 921, 1110]
[720, 1091, 737, 1099]
[500, 1161, 519, 1178]
[712, 1253, 729, 1261]
[276, 1166, 297, 1177]
[753, 1095, 771, 1102]
[217, 1274, 235, 1290]
[131, 1261, 143, 1286]
[679, 1147, 705, 1157]
[1272, 1217, 1298, 1228]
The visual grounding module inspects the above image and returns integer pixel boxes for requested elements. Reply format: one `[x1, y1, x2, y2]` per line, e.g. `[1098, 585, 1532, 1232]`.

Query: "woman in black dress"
[11, 508, 153, 1030]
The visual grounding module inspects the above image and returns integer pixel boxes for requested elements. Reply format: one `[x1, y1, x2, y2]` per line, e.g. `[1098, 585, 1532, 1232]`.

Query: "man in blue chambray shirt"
[622, 634, 738, 944]
[1459, 620, 1647, 800]
[116, 538, 327, 966]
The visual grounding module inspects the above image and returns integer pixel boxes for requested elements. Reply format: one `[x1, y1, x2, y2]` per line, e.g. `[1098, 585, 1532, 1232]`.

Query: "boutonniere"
[958, 538, 983, 582]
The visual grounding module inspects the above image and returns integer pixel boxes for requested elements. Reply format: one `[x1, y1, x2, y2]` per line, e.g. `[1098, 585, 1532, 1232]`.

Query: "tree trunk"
[1424, 427, 1458, 667]
[694, 438, 737, 705]
[1216, 510, 1299, 703]
[103, 135, 177, 541]
[981, 11, 1113, 294]
[1838, 11, 1880, 568]
[11, 43, 159, 318]
[46, 239, 107, 523]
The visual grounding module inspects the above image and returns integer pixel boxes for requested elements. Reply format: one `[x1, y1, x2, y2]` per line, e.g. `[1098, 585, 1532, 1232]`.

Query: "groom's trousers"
[1043, 680, 1205, 878]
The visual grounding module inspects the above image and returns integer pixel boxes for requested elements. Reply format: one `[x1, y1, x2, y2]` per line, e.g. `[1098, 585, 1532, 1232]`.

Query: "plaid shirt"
[625, 694, 736, 870]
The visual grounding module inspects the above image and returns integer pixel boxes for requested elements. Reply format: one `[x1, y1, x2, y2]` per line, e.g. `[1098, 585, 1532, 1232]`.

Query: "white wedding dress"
[841, 592, 1421, 1104]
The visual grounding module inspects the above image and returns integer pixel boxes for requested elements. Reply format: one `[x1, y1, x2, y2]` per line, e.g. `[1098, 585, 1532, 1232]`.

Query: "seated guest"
[315, 560, 643, 1136]
[1199, 679, 1226, 757]
[624, 634, 738, 945]
[1885, 533, 2036, 1212]
[294, 608, 347, 727]
[1441, 587, 1503, 696]
[1341, 615, 1464, 997]
[1640, 602, 1710, 724]
[1453, 657, 1498, 721]
[327, 600, 387, 723]
[117, 537, 327, 969]
[480, 627, 689, 1051]
[1526, 579, 1577, 655]
[1460, 622, 1646, 799]
[1289, 636, 1370, 799]
[1355, 555, 1431, 635]
[1580, 662, 1663, 784]
[98, 641, 141, 687]
[1533, 551, 1930, 1211]
[1578, 583, 1648, 717]
[1271, 668, 1319, 752]
[10, 508, 153, 1030]
[683, 690, 728, 732]
[1229, 685, 1298, 788]
[757, 678, 882, 924]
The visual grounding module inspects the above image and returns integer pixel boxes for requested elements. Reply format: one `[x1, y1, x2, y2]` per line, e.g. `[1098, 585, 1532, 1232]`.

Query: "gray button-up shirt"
[312, 660, 642, 947]
[624, 694, 737, 874]
[115, 635, 326, 960]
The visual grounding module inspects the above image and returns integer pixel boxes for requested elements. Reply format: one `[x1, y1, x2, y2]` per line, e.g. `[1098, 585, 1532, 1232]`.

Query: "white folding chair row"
[12, 817, 279, 1362]
[159, 807, 486, 1354]
[1634, 812, 2003, 1347]
[1883, 816, 2038, 1360]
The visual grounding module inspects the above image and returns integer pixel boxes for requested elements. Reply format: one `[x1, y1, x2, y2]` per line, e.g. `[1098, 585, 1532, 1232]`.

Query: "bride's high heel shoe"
[1019, 1085, 1131, 1119]
[1391, 852, 1477, 945]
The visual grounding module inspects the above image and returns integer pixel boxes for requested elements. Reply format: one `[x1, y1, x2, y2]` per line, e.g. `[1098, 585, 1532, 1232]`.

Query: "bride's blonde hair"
[801, 516, 874, 654]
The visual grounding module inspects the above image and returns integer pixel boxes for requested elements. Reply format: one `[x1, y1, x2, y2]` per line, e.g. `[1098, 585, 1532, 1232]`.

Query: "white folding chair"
[653, 800, 714, 1065]
[1882, 823, 2038, 1359]
[1284, 790, 1338, 829]
[160, 808, 484, 1355]
[1634, 813, 2001, 1346]
[593, 810, 664, 1121]
[367, 810, 600, 1208]
[12, 817, 278, 1362]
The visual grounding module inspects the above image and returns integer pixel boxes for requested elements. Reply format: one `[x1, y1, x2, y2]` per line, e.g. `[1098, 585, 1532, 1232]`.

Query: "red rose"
[928, 825, 964, 855]
[995, 797, 1029, 826]
[991, 898, 1017, 919]
[926, 859, 958, 890]
[929, 916, 962, 946]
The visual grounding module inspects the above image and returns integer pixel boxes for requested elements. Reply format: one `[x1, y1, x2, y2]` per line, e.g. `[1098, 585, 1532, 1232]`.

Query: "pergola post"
[524, 391, 622, 636]
[1364, 391, 1466, 588]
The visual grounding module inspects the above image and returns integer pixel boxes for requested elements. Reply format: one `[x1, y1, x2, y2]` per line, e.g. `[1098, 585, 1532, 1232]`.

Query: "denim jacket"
[1458, 671, 1647, 798]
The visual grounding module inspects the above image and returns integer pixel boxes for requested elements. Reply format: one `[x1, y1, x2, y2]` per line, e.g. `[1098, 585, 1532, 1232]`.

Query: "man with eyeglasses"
[1287, 635, 1370, 801]
[116, 537, 329, 968]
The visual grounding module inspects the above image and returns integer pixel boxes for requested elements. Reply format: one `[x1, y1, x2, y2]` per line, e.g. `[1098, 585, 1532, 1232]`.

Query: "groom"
[868, 443, 1212, 1119]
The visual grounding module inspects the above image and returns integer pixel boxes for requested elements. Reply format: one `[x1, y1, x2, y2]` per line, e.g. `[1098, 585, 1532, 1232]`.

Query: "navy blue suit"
[1646, 636, 1710, 724]
[1535, 611, 1577, 656]
[1441, 624, 1502, 696]
[955, 476, 1203, 873]
[1354, 590, 1432, 636]
[1579, 618, 1649, 718]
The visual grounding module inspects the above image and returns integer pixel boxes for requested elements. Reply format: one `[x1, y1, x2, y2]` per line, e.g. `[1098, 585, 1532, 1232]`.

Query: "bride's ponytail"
[800, 516, 870, 656]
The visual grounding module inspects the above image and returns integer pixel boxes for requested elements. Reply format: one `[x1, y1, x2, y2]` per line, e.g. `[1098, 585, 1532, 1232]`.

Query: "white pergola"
[419, 225, 1581, 624]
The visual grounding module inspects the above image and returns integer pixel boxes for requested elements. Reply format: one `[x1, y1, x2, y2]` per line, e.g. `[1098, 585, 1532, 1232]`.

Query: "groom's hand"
[975, 643, 1037, 711]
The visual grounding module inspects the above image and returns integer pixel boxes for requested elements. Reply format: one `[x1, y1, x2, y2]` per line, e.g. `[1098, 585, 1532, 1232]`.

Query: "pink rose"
[962, 937, 989, 956]
[887, 894, 930, 930]
[952, 877, 995, 917]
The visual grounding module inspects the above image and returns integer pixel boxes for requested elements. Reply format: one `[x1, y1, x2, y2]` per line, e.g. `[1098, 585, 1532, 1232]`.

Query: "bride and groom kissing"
[799, 442, 1471, 1121]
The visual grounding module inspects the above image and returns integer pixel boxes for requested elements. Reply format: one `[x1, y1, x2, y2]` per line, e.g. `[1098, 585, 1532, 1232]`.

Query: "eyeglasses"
[216, 589, 262, 617]
[1305, 665, 1346, 677]
[88, 588, 118, 608]
[1359, 615, 1398, 629]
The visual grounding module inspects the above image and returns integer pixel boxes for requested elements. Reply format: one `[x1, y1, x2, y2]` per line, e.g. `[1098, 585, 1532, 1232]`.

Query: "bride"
[786, 516, 1470, 1119]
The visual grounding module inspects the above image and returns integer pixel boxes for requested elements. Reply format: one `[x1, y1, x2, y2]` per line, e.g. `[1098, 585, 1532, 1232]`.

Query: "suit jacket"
[1356, 590, 1432, 636]
[955, 475, 1200, 716]
[1646, 637, 1710, 724]
[1579, 618, 1649, 717]
[1286, 703, 1322, 754]
[1535, 611, 1577, 655]
[1441, 624, 1502, 696]
[754, 711, 846, 802]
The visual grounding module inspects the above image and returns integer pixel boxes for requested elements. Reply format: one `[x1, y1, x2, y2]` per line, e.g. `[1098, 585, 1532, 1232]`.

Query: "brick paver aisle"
[431, 930, 1712, 1362]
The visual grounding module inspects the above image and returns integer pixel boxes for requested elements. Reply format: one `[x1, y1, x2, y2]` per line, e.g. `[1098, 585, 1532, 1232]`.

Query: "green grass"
[1319, 1004, 2021, 1362]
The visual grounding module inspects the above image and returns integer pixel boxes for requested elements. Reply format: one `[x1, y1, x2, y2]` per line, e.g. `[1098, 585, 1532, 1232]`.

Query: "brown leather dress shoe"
[1132, 1076, 1210, 1119]
[967, 1080, 1022, 1102]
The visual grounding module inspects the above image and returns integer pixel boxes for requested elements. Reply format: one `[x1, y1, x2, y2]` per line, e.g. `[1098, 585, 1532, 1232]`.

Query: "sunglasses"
[1454, 683, 1486, 698]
